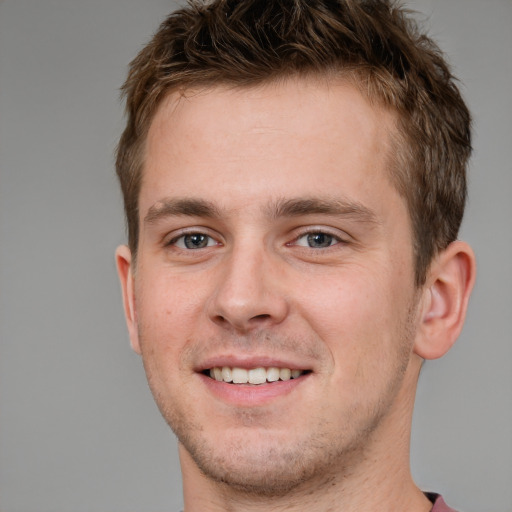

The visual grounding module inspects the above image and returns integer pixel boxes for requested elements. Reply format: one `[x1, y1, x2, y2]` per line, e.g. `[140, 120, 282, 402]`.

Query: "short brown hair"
[116, 0, 471, 285]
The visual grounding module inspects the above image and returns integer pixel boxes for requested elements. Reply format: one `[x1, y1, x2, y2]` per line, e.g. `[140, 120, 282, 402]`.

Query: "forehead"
[141, 78, 400, 218]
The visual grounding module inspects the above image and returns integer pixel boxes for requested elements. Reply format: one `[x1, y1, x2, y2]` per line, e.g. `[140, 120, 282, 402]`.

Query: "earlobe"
[115, 245, 141, 355]
[414, 241, 476, 360]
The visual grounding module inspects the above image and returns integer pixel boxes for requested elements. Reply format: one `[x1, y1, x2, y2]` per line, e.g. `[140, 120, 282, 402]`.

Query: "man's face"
[119, 79, 425, 494]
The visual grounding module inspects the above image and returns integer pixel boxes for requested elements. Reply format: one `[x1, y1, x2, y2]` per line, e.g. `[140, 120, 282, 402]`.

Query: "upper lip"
[195, 354, 313, 372]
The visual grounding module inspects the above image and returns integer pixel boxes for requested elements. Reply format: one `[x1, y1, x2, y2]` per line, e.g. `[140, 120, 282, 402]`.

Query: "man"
[115, 1, 476, 510]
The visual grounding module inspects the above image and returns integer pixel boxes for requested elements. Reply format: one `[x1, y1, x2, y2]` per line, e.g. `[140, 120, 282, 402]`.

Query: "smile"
[207, 367, 308, 385]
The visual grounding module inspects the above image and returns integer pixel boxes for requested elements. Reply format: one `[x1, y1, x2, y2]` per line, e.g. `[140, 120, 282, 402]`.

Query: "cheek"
[296, 269, 411, 374]
[299, 269, 389, 333]
[138, 269, 206, 327]
[135, 274, 201, 370]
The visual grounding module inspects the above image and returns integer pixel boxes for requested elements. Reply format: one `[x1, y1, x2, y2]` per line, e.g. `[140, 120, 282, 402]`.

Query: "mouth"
[203, 366, 311, 385]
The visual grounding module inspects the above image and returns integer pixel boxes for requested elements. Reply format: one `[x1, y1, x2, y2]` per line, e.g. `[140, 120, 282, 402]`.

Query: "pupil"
[185, 234, 207, 249]
[307, 233, 332, 248]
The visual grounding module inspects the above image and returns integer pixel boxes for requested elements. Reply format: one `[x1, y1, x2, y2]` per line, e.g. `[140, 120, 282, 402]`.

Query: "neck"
[181, 358, 431, 512]
[181, 452, 431, 512]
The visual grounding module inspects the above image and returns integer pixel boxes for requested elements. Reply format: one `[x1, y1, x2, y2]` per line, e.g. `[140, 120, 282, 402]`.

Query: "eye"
[171, 233, 218, 249]
[294, 232, 339, 248]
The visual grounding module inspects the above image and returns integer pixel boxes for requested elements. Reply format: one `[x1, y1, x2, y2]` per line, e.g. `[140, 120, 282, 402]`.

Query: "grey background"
[0, 1, 510, 511]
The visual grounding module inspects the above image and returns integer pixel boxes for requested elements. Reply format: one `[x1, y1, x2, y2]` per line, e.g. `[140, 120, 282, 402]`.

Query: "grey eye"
[185, 234, 209, 249]
[306, 233, 334, 248]
[174, 233, 216, 249]
[295, 232, 336, 248]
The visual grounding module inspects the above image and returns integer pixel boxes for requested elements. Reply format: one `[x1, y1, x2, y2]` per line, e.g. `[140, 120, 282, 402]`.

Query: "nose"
[207, 243, 289, 333]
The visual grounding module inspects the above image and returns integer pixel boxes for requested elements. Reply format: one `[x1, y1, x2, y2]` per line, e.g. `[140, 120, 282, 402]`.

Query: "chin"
[174, 420, 360, 498]
[184, 435, 334, 497]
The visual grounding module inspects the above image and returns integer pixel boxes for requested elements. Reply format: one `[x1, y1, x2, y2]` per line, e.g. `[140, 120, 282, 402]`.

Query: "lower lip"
[199, 373, 310, 407]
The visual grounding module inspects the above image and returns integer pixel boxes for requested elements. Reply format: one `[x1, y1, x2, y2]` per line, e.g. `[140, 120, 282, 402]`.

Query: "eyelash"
[166, 228, 347, 251]
[167, 231, 220, 250]
[290, 230, 346, 249]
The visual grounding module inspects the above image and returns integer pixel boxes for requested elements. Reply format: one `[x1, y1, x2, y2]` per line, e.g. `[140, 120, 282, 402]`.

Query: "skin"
[116, 78, 475, 511]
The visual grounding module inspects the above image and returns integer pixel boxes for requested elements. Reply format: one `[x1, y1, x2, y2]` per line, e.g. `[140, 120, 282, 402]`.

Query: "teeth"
[248, 367, 267, 384]
[279, 368, 291, 381]
[291, 369, 302, 379]
[208, 366, 306, 384]
[221, 366, 233, 383]
[267, 367, 280, 382]
[232, 367, 248, 384]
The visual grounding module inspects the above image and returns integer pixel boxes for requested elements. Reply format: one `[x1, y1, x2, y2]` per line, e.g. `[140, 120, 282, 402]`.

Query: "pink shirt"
[429, 493, 459, 512]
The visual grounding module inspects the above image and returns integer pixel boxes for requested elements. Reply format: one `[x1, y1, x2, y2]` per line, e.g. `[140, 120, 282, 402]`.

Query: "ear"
[414, 241, 476, 360]
[115, 245, 141, 355]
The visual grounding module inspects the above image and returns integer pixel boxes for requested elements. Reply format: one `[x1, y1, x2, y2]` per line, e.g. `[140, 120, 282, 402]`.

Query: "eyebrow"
[144, 196, 379, 225]
[144, 198, 221, 224]
[267, 197, 379, 225]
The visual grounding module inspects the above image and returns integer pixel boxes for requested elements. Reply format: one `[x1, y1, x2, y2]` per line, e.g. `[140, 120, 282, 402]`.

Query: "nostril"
[212, 312, 273, 331]
[208, 288, 289, 330]
[252, 314, 271, 321]
[213, 314, 228, 325]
